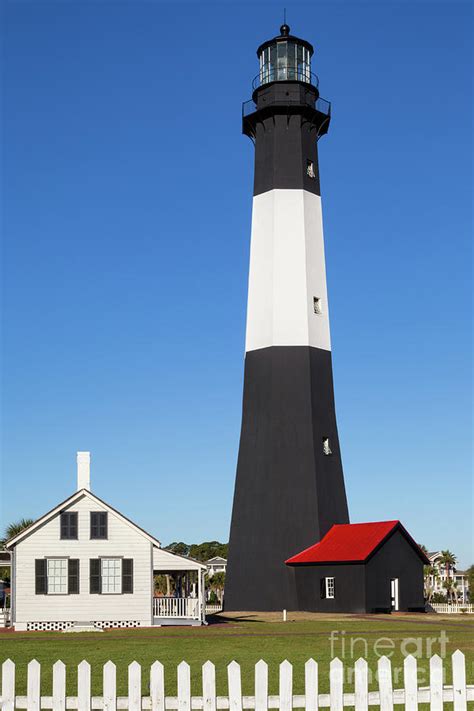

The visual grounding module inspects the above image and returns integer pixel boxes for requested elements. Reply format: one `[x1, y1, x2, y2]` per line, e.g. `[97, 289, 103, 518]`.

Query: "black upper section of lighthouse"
[242, 24, 331, 196]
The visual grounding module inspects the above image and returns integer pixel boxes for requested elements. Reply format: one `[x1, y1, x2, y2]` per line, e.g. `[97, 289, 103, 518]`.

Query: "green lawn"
[1, 612, 473, 697]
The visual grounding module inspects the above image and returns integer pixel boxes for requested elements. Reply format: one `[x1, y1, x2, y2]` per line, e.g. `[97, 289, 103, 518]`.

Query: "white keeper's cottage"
[5, 452, 207, 631]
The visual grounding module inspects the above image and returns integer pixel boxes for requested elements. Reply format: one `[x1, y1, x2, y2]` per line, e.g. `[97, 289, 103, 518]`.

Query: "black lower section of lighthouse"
[226, 347, 349, 611]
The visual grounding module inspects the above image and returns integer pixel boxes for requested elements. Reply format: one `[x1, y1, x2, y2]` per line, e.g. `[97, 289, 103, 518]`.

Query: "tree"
[424, 565, 439, 602]
[443, 577, 458, 603]
[165, 541, 229, 563]
[2, 518, 35, 546]
[189, 542, 228, 562]
[165, 542, 190, 556]
[0, 518, 35, 582]
[439, 550, 457, 580]
[206, 571, 225, 604]
[154, 574, 173, 596]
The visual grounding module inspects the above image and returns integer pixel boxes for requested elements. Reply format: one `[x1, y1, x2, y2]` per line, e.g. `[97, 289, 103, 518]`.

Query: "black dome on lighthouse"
[256, 24, 314, 57]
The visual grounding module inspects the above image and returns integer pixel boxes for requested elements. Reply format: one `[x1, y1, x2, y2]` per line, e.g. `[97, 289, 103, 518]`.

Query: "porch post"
[201, 569, 206, 623]
[197, 568, 201, 621]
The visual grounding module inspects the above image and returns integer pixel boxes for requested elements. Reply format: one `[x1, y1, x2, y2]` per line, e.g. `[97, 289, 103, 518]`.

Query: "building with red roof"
[286, 521, 429, 613]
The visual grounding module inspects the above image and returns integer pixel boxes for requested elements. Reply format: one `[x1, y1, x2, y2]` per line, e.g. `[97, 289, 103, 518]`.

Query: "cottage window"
[60, 511, 78, 539]
[47, 558, 67, 594]
[91, 512, 108, 539]
[101, 558, 122, 594]
[325, 577, 335, 599]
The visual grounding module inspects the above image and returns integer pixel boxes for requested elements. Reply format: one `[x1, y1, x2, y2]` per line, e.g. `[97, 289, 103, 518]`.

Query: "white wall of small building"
[12, 493, 153, 628]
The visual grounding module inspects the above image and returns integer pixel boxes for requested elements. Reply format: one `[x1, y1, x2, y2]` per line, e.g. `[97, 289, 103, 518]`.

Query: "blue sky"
[2, 2, 472, 566]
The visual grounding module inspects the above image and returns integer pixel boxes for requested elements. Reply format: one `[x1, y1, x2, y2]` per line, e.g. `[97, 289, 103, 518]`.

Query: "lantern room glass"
[259, 40, 311, 85]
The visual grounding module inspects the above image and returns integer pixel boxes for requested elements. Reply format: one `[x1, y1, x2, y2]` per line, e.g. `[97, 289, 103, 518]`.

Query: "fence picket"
[429, 655, 443, 711]
[128, 662, 141, 711]
[228, 661, 242, 711]
[150, 662, 164, 711]
[452, 650, 467, 711]
[279, 661, 292, 711]
[354, 658, 368, 711]
[255, 661, 268, 711]
[1, 659, 15, 711]
[203, 661, 216, 711]
[103, 662, 117, 711]
[404, 655, 418, 711]
[329, 658, 343, 711]
[27, 660, 40, 711]
[77, 661, 91, 711]
[378, 657, 393, 711]
[178, 662, 191, 711]
[304, 659, 318, 711]
[52, 661, 66, 711]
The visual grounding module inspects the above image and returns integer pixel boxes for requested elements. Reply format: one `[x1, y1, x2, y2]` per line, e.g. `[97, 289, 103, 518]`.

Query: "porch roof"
[153, 546, 207, 572]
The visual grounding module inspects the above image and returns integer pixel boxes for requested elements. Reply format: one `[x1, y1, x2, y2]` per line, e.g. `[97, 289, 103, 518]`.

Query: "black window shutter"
[122, 559, 133, 594]
[70, 513, 78, 539]
[60, 512, 78, 540]
[91, 512, 107, 539]
[333, 578, 336, 598]
[35, 559, 47, 594]
[68, 559, 80, 594]
[320, 577, 326, 599]
[90, 559, 101, 594]
[60, 513, 68, 539]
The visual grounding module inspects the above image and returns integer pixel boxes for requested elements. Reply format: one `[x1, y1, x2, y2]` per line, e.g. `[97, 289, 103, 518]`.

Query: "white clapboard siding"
[14, 494, 152, 626]
[1, 652, 473, 710]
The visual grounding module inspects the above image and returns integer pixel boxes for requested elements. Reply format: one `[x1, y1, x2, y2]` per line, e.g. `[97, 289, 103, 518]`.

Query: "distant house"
[5, 452, 207, 631]
[286, 520, 429, 613]
[207, 556, 227, 577]
[427, 551, 469, 602]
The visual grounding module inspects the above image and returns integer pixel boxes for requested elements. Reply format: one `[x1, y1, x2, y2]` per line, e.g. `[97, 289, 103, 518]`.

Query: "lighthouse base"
[225, 345, 349, 612]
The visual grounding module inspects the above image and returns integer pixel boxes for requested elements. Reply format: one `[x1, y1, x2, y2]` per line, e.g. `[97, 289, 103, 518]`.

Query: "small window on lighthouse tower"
[323, 438, 332, 455]
[307, 160, 316, 178]
[313, 297, 322, 314]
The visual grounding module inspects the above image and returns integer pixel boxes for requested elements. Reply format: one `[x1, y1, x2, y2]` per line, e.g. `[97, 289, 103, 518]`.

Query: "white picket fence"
[205, 604, 223, 614]
[0, 651, 472, 710]
[430, 603, 474, 614]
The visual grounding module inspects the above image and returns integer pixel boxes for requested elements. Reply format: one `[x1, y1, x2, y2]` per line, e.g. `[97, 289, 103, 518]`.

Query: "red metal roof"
[285, 520, 429, 565]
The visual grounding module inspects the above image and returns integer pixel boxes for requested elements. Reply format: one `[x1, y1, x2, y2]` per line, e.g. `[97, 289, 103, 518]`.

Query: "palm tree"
[443, 577, 458, 603]
[424, 565, 439, 602]
[439, 550, 457, 581]
[4, 518, 35, 543]
[206, 571, 226, 604]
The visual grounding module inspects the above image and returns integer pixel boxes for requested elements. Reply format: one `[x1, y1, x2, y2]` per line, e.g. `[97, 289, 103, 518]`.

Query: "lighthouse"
[225, 24, 350, 611]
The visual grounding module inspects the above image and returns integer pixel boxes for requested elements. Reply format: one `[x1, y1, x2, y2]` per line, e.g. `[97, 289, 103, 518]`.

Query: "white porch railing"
[0, 608, 10, 628]
[0, 651, 472, 710]
[153, 596, 200, 618]
[429, 602, 474, 614]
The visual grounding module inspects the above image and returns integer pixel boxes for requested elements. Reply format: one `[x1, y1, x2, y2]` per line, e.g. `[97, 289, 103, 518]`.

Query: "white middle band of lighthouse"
[245, 189, 331, 353]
